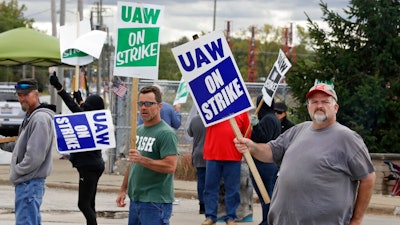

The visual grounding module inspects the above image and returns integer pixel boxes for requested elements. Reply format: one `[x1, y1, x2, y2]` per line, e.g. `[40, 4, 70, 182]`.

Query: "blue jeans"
[251, 159, 278, 225]
[204, 160, 241, 222]
[128, 201, 172, 225]
[15, 178, 45, 225]
[196, 167, 206, 205]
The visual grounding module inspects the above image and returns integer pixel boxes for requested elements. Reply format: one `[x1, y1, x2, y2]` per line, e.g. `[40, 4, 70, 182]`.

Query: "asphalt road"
[0, 184, 399, 225]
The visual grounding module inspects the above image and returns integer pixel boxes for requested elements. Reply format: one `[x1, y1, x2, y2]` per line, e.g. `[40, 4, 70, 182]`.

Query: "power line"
[26, 8, 51, 17]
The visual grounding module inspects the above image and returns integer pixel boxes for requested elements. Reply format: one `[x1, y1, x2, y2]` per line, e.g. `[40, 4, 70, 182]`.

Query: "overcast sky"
[18, 0, 350, 44]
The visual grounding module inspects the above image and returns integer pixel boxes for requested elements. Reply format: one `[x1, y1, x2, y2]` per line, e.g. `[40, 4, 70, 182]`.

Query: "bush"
[175, 152, 196, 181]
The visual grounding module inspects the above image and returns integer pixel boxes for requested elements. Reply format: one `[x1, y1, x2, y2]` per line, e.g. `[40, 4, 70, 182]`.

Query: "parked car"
[0, 82, 24, 136]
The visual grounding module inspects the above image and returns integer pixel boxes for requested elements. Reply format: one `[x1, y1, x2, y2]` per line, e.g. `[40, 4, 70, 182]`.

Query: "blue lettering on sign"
[54, 114, 95, 152]
[177, 38, 225, 72]
[189, 57, 251, 124]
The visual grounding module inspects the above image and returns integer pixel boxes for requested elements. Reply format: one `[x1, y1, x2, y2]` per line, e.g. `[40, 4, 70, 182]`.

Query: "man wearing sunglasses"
[137, 84, 182, 130]
[116, 86, 179, 225]
[0, 78, 56, 225]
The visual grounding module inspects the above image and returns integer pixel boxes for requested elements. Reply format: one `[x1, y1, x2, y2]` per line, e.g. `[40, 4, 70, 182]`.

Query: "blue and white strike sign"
[261, 49, 292, 106]
[172, 31, 253, 127]
[53, 110, 116, 154]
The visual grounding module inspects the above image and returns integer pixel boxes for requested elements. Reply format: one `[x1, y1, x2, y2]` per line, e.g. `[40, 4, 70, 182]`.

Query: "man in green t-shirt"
[116, 86, 179, 225]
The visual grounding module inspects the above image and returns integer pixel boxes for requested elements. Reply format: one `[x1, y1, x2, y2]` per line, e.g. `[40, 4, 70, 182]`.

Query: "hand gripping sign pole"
[229, 118, 270, 204]
[244, 97, 265, 137]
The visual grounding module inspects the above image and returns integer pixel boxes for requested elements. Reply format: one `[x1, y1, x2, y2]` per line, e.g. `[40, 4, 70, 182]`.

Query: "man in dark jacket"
[50, 72, 105, 225]
[273, 102, 295, 133]
[250, 95, 281, 225]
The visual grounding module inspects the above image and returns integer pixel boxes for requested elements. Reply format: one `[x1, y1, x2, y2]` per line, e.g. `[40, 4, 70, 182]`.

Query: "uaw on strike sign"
[113, 2, 164, 79]
[261, 49, 292, 106]
[53, 110, 116, 154]
[172, 31, 253, 127]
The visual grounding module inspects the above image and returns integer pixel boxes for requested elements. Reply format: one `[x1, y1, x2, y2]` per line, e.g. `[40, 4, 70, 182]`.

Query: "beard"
[312, 111, 327, 124]
[141, 113, 156, 122]
[20, 103, 29, 112]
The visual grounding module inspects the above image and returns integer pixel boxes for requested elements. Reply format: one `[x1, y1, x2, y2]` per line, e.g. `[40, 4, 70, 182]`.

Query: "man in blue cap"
[0, 78, 56, 225]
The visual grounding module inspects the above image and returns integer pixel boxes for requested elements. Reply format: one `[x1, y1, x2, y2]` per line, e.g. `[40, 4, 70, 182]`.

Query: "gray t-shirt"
[187, 115, 206, 168]
[268, 121, 375, 225]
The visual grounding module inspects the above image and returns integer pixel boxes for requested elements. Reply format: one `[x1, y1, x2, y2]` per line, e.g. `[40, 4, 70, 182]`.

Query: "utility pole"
[213, 0, 217, 31]
[50, 0, 56, 107]
[282, 23, 296, 62]
[60, 0, 65, 25]
[51, 0, 56, 36]
[226, 21, 233, 50]
[55, 0, 66, 114]
[78, 0, 83, 20]
[96, 0, 103, 95]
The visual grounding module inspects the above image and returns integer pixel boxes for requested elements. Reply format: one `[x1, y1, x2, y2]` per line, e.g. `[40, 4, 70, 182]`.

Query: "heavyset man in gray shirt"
[234, 83, 375, 225]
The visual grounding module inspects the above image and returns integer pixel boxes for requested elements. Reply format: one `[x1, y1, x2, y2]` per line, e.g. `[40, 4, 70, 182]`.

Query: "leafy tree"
[158, 36, 190, 80]
[288, 0, 400, 153]
[0, 0, 35, 82]
[0, 0, 33, 33]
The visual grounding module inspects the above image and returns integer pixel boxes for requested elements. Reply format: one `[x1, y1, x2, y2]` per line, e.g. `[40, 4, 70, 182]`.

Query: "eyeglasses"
[138, 101, 158, 107]
[15, 84, 32, 90]
[275, 111, 284, 115]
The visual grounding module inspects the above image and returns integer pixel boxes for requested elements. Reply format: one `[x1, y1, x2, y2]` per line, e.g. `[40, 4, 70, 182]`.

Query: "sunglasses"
[275, 111, 284, 114]
[138, 101, 158, 107]
[15, 84, 33, 90]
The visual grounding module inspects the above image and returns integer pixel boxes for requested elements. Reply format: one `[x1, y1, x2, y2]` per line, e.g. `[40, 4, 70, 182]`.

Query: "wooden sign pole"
[130, 78, 139, 150]
[0, 136, 18, 144]
[229, 118, 270, 203]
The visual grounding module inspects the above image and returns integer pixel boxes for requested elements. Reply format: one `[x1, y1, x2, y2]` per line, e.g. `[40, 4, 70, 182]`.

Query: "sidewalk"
[1, 153, 399, 218]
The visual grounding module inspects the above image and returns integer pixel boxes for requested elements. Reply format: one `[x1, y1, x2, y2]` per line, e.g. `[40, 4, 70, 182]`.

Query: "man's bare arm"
[234, 137, 274, 162]
[129, 149, 178, 174]
[116, 163, 131, 207]
[349, 172, 376, 225]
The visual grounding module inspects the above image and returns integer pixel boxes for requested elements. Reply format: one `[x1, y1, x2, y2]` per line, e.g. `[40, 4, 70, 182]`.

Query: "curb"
[1, 179, 398, 217]
[45, 182, 199, 200]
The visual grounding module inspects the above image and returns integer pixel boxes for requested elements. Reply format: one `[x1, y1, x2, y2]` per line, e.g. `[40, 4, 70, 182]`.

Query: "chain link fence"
[107, 79, 291, 173]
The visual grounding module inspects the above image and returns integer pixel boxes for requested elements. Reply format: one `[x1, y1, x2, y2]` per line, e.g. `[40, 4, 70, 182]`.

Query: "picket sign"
[244, 49, 292, 137]
[113, 2, 165, 150]
[53, 110, 116, 154]
[172, 31, 270, 203]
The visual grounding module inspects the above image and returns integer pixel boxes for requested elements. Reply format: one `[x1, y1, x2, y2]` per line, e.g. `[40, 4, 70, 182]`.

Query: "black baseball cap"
[274, 102, 288, 112]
